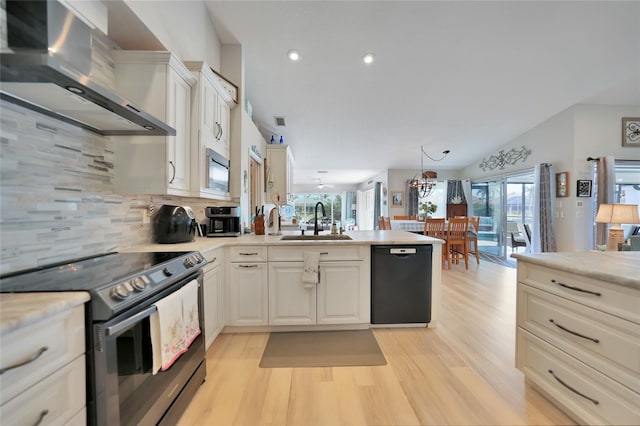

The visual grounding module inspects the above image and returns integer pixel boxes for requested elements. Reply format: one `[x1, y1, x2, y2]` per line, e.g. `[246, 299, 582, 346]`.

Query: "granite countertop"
[123, 230, 443, 259]
[0, 292, 90, 336]
[512, 251, 640, 289]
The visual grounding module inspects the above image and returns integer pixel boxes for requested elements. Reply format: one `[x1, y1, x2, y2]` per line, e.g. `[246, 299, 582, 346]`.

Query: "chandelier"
[409, 146, 450, 198]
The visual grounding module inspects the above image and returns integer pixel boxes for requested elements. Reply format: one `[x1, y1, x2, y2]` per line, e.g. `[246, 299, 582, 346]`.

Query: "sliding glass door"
[472, 170, 534, 259]
[471, 180, 505, 257]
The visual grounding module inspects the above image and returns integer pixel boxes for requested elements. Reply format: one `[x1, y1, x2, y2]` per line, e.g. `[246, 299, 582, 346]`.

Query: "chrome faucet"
[314, 202, 326, 235]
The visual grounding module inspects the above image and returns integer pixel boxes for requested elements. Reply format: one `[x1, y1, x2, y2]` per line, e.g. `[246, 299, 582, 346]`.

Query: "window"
[614, 160, 640, 205]
[417, 181, 446, 218]
[292, 193, 346, 229]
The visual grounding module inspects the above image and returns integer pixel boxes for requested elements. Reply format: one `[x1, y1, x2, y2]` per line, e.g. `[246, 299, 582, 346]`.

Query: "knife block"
[254, 215, 265, 235]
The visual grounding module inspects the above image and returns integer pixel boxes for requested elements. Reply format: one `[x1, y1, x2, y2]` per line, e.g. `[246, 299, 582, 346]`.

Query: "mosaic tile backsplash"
[0, 100, 227, 274]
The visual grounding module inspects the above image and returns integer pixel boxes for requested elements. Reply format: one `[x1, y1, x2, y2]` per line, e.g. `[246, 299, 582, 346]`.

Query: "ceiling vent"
[275, 116, 286, 126]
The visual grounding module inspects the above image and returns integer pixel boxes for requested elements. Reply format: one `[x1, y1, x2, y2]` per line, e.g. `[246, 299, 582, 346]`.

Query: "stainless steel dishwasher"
[371, 245, 432, 324]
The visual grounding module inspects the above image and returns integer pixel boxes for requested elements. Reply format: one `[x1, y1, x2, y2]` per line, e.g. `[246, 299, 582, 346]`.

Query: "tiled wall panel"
[0, 101, 226, 274]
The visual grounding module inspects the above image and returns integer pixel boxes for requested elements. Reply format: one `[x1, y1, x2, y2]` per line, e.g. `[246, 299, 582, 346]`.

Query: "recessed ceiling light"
[287, 49, 300, 61]
[363, 53, 375, 64]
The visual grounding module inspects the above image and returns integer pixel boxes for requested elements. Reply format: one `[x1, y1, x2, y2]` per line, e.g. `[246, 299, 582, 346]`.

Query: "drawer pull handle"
[548, 369, 599, 405]
[320, 252, 329, 255]
[239, 252, 259, 256]
[0, 346, 48, 374]
[33, 409, 49, 426]
[549, 319, 599, 343]
[239, 264, 258, 268]
[550, 279, 601, 296]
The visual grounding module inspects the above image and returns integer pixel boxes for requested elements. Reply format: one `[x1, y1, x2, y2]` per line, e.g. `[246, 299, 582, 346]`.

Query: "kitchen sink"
[280, 234, 353, 241]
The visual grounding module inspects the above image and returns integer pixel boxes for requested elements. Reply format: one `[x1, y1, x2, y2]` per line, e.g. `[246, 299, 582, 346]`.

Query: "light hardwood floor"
[178, 260, 575, 426]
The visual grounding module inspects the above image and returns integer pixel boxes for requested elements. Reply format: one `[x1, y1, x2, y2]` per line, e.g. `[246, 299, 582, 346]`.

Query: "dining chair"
[424, 218, 446, 269]
[467, 216, 480, 265]
[378, 216, 386, 230]
[384, 217, 391, 230]
[393, 215, 409, 220]
[446, 217, 469, 269]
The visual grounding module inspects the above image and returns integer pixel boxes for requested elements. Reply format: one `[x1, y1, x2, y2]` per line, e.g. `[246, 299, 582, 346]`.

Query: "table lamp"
[595, 204, 640, 251]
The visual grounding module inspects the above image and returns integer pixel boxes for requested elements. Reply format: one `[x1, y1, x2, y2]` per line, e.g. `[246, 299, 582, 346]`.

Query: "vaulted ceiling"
[205, 1, 640, 185]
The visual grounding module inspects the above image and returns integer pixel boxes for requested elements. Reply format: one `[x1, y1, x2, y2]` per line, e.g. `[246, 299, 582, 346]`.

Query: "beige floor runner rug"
[259, 329, 387, 368]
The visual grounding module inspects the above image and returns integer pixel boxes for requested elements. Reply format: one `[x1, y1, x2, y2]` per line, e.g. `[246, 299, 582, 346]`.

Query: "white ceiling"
[205, 1, 640, 185]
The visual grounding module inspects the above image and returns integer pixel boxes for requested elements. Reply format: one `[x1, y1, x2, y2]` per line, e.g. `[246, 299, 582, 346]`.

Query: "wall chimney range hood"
[0, 0, 175, 136]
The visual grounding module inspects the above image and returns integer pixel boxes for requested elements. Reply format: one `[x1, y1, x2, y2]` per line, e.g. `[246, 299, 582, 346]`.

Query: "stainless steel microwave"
[206, 148, 230, 193]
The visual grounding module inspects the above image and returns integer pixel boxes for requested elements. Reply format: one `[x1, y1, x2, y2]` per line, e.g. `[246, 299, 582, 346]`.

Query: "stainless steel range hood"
[0, 0, 175, 136]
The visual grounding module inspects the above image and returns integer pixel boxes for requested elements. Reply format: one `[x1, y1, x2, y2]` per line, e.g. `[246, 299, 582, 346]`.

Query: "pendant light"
[409, 147, 450, 198]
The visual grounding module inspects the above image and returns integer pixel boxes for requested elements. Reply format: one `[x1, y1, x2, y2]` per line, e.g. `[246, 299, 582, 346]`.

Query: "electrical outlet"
[142, 210, 150, 224]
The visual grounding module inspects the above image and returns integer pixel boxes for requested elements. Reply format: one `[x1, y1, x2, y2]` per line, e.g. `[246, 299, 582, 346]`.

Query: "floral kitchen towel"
[302, 252, 320, 284]
[181, 279, 201, 349]
[150, 279, 201, 374]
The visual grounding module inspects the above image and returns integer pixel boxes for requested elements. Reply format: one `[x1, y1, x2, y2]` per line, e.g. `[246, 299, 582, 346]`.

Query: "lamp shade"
[595, 204, 640, 225]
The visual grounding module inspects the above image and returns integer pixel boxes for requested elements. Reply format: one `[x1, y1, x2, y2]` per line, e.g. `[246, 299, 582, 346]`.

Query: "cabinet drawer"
[268, 245, 365, 262]
[228, 246, 267, 262]
[0, 305, 85, 404]
[518, 284, 640, 392]
[518, 262, 640, 323]
[0, 355, 86, 426]
[517, 330, 640, 426]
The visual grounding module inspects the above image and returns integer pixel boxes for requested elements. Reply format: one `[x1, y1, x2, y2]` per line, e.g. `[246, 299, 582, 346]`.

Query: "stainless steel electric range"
[0, 251, 208, 426]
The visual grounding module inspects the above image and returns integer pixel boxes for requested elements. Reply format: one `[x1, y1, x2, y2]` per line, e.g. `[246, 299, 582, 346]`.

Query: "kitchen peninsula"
[512, 251, 640, 425]
[125, 230, 443, 341]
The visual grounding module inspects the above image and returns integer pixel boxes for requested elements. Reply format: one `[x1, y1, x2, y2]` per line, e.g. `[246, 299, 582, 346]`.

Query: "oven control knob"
[111, 284, 131, 300]
[183, 256, 196, 268]
[131, 277, 148, 291]
[194, 253, 204, 263]
[163, 267, 173, 277]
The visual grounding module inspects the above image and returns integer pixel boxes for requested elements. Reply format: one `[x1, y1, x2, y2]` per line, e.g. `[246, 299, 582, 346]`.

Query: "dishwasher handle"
[389, 248, 417, 255]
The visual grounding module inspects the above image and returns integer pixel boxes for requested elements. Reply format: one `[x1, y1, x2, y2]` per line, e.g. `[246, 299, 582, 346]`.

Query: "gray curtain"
[532, 163, 557, 253]
[342, 191, 356, 227]
[374, 182, 381, 229]
[446, 180, 467, 204]
[407, 182, 419, 217]
[596, 156, 616, 246]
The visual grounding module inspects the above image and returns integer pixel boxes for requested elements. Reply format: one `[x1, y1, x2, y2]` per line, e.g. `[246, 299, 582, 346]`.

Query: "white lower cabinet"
[268, 262, 316, 325]
[516, 260, 640, 425]
[268, 246, 370, 326]
[316, 261, 367, 324]
[228, 248, 268, 326]
[203, 249, 225, 349]
[0, 301, 86, 425]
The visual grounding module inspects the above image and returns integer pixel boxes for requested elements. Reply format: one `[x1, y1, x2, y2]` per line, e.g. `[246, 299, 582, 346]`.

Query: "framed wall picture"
[622, 117, 640, 147]
[556, 172, 569, 197]
[577, 179, 592, 197]
[391, 191, 403, 206]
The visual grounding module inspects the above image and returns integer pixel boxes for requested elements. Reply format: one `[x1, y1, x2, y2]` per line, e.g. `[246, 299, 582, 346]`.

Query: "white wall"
[124, 0, 221, 67]
[460, 104, 640, 251]
[571, 105, 640, 250]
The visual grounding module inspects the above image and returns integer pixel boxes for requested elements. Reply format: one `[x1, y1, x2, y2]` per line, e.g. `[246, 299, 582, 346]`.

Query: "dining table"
[390, 219, 426, 233]
[390, 219, 478, 235]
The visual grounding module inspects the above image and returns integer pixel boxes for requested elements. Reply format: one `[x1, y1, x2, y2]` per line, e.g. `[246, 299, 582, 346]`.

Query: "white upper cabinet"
[266, 144, 295, 204]
[112, 51, 196, 196]
[184, 62, 236, 200]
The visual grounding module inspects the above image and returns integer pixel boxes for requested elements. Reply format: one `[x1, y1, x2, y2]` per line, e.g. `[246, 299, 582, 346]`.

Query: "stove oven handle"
[106, 306, 158, 337]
